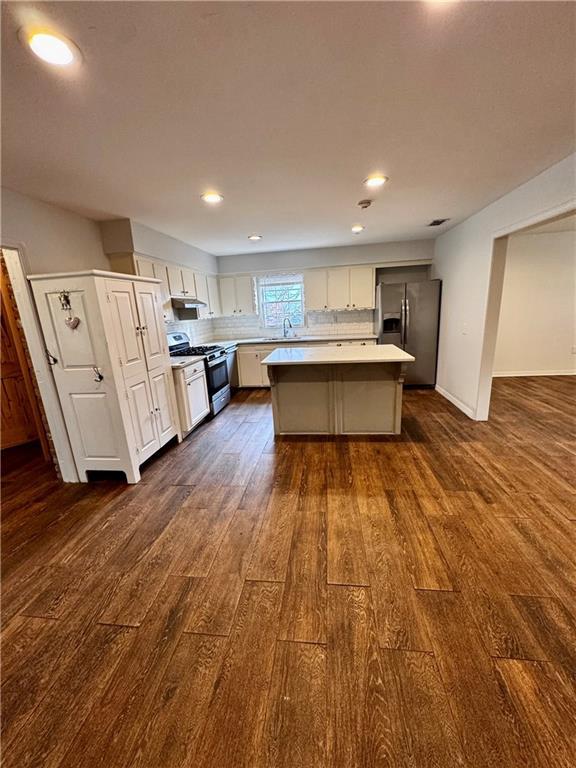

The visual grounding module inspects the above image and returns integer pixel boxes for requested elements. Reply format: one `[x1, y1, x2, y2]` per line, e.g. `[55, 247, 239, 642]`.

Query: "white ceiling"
[2, 1, 575, 257]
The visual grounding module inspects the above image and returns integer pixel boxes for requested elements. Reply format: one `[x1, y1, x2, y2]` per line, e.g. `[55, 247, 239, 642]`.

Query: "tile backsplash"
[166, 309, 375, 343]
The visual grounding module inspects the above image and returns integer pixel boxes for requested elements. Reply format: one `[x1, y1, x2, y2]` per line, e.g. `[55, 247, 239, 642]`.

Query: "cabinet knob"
[155, 407, 160, 412]
[346, 304, 350, 308]
[352, 304, 356, 308]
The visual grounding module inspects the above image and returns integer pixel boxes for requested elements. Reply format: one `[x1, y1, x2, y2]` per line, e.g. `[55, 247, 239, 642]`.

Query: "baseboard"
[492, 370, 576, 378]
[434, 385, 476, 419]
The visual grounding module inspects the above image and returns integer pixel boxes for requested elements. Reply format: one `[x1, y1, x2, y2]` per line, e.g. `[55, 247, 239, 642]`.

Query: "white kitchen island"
[261, 344, 415, 435]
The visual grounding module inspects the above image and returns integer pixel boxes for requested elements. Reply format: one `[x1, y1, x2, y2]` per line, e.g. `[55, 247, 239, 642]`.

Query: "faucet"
[283, 317, 293, 338]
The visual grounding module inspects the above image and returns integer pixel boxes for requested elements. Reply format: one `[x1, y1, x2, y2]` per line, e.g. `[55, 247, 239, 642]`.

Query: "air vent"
[428, 218, 450, 227]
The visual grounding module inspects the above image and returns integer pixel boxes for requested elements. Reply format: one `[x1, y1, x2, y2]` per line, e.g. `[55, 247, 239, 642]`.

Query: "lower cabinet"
[238, 348, 272, 387]
[126, 376, 161, 463]
[150, 368, 177, 446]
[173, 365, 211, 436]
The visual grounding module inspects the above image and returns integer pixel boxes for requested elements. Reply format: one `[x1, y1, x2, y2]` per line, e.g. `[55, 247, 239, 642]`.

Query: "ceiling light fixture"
[248, 234, 262, 241]
[25, 30, 78, 67]
[351, 224, 365, 234]
[201, 192, 223, 204]
[363, 174, 389, 189]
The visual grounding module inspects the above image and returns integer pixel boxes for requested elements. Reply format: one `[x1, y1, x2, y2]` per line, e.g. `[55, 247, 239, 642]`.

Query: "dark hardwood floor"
[2, 376, 575, 767]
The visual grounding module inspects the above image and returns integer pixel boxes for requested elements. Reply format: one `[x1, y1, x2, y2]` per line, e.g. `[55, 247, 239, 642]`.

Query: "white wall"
[217, 239, 433, 274]
[433, 154, 576, 419]
[1, 187, 109, 274]
[131, 221, 218, 274]
[493, 231, 576, 376]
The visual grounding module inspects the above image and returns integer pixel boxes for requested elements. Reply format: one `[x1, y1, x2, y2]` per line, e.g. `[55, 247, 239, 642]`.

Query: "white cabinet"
[150, 368, 177, 446]
[238, 346, 273, 387]
[207, 275, 222, 318]
[133, 282, 167, 371]
[167, 265, 185, 297]
[349, 267, 375, 309]
[304, 270, 328, 311]
[30, 271, 177, 483]
[127, 375, 160, 463]
[173, 365, 210, 435]
[327, 269, 350, 309]
[182, 269, 197, 297]
[135, 256, 156, 279]
[303, 267, 375, 311]
[219, 276, 256, 316]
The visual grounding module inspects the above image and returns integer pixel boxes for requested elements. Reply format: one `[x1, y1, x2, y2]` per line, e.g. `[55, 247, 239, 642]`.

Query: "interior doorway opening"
[478, 208, 576, 420]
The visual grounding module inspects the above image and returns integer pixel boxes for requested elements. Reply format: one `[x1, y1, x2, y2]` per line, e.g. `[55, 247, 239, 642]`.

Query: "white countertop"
[209, 333, 378, 347]
[261, 344, 415, 366]
[170, 355, 205, 369]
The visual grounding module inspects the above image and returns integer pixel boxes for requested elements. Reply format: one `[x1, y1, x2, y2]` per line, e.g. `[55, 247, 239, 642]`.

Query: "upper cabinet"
[207, 276, 222, 318]
[219, 276, 256, 316]
[167, 265, 197, 298]
[304, 267, 375, 311]
[304, 270, 328, 310]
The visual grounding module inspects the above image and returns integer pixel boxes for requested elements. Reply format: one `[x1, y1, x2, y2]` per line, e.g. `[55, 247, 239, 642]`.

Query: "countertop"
[261, 344, 415, 366]
[209, 333, 378, 347]
[170, 355, 205, 369]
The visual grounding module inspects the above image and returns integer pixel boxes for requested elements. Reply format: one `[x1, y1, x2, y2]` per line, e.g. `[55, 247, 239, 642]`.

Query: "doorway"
[477, 208, 576, 420]
[0, 253, 53, 473]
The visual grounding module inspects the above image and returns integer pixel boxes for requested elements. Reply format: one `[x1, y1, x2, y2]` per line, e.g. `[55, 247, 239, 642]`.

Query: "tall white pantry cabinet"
[29, 270, 178, 483]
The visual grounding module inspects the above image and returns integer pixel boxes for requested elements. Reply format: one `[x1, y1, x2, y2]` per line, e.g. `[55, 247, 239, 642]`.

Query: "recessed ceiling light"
[201, 192, 223, 204]
[248, 234, 262, 241]
[363, 174, 389, 189]
[25, 31, 78, 67]
[351, 224, 365, 234]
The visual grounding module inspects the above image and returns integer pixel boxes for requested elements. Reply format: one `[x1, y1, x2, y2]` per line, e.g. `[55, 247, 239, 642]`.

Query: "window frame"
[257, 274, 305, 330]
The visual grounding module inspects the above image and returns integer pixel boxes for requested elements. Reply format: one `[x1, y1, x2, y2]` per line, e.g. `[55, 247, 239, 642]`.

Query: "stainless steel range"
[167, 333, 231, 416]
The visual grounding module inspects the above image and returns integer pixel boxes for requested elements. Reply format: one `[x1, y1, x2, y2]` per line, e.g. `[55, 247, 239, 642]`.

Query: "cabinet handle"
[324, 305, 327, 309]
[352, 304, 356, 307]
[155, 407, 160, 412]
[346, 304, 350, 308]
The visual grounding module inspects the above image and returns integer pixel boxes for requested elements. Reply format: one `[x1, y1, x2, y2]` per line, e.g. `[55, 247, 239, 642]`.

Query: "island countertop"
[261, 344, 415, 366]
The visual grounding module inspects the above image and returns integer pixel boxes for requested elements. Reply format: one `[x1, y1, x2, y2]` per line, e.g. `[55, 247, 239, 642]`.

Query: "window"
[258, 274, 305, 328]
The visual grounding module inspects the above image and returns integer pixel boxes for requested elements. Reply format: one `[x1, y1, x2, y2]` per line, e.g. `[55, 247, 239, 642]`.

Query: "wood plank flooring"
[2, 375, 575, 767]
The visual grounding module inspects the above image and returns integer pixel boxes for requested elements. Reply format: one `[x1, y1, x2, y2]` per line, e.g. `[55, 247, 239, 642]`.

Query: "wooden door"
[150, 368, 176, 446]
[106, 279, 146, 381]
[219, 277, 237, 315]
[133, 282, 166, 372]
[1, 293, 37, 448]
[304, 270, 328, 311]
[207, 275, 221, 317]
[349, 267, 375, 309]
[0, 265, 50, 456]
[327, 269, 350, 309]
[235, 276, 255, 315]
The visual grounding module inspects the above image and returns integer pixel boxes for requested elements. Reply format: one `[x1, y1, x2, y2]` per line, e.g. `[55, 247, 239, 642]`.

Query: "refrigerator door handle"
[400, 298, 405, 346]
[405, 298, 410, 346]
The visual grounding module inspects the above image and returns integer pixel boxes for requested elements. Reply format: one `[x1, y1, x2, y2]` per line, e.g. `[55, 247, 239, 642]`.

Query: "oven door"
[205, 356, 229, 398]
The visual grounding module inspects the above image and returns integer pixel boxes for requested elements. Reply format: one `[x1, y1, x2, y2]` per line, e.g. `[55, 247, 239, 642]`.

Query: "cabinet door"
[134, 282, 166, 372]
[194, 273, 210, 318]
[150, 368, 176, 446]
[235, 276, 255, 315]
[260, 352, 272, 386]
[349, 267, 375, 309]
[106, 279, 146, 381]
[135, 257, 155, 279]
[185, 371, 210, 428]
[167, 265, 184, 297]
[219, 277, 237, 316]
[304, 270, 328, 311]
[181, 269, 197, 297]
[152, 262, 173, 323]
[127, 376, 160, 463]
[327, 269, 350, 309]
[238, 350, 263, 386]
[207, 275, 222, 317]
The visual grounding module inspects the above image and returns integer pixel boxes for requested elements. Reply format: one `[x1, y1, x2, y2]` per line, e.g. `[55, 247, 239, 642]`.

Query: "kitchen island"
[261, 344, 415, 435]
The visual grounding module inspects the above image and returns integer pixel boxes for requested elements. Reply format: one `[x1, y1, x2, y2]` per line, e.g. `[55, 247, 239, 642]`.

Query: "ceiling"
[2, 2, 575, 257]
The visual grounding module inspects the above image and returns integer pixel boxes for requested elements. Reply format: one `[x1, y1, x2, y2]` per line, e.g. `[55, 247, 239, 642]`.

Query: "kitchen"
[2, 2, 575, 767]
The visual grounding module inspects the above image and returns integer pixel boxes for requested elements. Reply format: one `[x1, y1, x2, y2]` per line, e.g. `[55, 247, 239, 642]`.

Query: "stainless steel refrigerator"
[375, 279, 441, 386]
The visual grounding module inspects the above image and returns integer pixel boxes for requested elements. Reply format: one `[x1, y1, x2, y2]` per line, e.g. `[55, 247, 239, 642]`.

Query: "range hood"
[170, 296, 207, 310]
